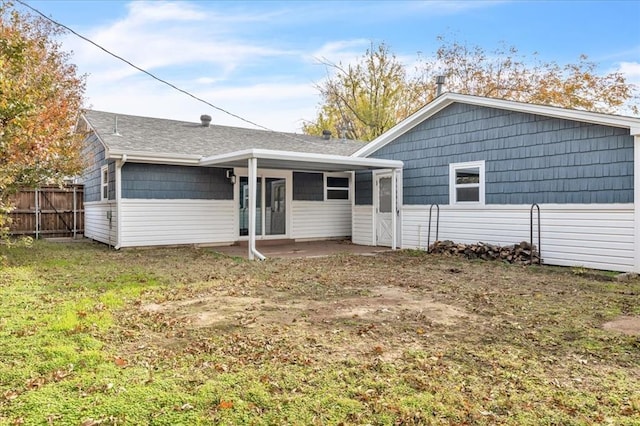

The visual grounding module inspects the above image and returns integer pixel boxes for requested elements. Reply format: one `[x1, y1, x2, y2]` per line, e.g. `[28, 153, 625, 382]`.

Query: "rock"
[615, 272, 640, 282]
[429, 240, 540, 265]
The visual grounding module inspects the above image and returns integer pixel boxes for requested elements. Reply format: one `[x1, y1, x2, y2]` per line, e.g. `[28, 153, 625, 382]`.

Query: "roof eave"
[200, 148, 403, 170]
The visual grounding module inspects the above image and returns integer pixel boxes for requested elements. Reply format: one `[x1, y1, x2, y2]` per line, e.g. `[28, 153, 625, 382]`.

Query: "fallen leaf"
[114, 357, 128, 367]
[218, 400, 233, 409]
[3, 390, 18, 401]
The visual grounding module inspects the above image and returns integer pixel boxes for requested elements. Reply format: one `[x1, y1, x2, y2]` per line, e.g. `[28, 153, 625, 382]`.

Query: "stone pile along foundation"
[429, 240, 540, 264]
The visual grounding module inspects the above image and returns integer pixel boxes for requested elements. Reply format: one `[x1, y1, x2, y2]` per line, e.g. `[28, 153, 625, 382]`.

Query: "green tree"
[303, 43, 427, 142]
[305, 39, 638, 141]
[0, 1, 85, 239]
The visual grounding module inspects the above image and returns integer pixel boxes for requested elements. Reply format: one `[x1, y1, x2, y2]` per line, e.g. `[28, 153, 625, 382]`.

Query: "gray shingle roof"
[83, 110, 365, 158]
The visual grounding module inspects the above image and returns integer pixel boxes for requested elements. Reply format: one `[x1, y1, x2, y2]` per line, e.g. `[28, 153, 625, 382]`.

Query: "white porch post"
[248, 157, 257, 260]
[391, 168, 397, 250]
[247, 157, 265, 260]
[634, 135, 640, 272]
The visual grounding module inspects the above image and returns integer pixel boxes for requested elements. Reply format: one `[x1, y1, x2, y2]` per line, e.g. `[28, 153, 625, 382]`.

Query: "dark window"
[326, 175, 349, 200]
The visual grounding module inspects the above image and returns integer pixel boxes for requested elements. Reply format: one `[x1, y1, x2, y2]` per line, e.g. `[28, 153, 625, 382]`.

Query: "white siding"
[119, 199, 235, 247]
[85, 202, 117, 246]
[291, 200, 351, 240]
[402, 204, 635, 272]
[352, 205, 375, 246]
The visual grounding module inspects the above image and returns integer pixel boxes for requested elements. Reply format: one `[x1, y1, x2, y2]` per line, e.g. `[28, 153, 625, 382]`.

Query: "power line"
[14, 0, 303, 137]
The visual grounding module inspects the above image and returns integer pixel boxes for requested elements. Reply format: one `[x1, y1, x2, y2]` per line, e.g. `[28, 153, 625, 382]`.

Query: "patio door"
[375, 173, 393, 246]
[239, 175, 287, 237]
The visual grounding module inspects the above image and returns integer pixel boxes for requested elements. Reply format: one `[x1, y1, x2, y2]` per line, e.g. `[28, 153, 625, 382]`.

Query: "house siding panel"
[352, 205, 374, 245]
[371, 103, 634, 205]
[119, 199, 235, 247]
[84, 202, 117, 245]
[355, 171, 373, 205]
[402, 204, 635, 272]
[291, 200, 351, 239]
[121, 163, 233, 200]
[82, 134, 108, 203]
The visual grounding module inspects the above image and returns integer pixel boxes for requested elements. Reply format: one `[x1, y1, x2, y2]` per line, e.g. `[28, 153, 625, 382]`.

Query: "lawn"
[0, 241, 639, 425]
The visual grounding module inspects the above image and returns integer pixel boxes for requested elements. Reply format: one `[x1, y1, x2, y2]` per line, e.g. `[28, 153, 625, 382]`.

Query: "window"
[449, 161, 485, 204]
[101, 165, 109, 201]
[326, 175, 349, 200]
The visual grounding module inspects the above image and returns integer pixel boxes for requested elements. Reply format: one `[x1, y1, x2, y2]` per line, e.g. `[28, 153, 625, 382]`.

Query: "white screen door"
[376, 174, 393, 246]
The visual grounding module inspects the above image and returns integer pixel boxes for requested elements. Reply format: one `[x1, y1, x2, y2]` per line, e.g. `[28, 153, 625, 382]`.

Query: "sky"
[14, 0, 640, 133]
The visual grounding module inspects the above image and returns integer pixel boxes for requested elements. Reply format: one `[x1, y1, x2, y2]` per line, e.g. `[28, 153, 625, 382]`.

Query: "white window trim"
[449, 160, 485, 205]
[325, 172, 350, 201]
[101, 165, 109, 201]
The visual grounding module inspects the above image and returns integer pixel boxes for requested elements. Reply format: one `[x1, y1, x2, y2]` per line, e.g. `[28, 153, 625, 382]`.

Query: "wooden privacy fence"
[8, 185, 84, 239]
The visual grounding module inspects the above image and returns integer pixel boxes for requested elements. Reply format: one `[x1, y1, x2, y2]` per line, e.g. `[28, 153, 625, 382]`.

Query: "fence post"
[34, 188, 40, 239]
[73, 186, 77, 239]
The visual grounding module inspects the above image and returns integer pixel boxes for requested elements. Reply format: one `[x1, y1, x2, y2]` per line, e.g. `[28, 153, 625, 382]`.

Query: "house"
[79, 93, 640, 272]
[77, 111, 402, 259]
[352, 93, 640, 272]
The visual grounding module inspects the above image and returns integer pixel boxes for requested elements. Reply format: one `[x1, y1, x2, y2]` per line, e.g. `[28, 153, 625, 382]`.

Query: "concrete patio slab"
[209, 240, 391, 259]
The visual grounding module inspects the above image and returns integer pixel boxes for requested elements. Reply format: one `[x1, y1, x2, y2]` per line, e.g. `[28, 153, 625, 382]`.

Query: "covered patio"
[199, 148, 403, 260]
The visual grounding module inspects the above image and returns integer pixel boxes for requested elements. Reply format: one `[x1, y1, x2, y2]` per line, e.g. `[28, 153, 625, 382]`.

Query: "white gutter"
[199, 148, 403, 170]
[107, 149, 202, 165]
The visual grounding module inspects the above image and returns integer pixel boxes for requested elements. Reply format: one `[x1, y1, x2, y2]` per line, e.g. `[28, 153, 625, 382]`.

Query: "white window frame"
[325, 173, 350, 201]
[101, 165, 109, 201]
[449, 160, 485, 205]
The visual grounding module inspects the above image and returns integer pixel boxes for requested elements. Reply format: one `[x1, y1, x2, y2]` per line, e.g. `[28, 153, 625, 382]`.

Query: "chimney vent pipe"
[436, 75, 446, 97]
[200, 114, 212, 127]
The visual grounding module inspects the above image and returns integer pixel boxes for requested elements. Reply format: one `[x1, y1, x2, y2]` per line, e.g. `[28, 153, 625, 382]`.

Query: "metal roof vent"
[436, 75, 446, 97]
[322, 130, 332, 140]
[113, 115, 121, 135]
[200, 114, 212, 127]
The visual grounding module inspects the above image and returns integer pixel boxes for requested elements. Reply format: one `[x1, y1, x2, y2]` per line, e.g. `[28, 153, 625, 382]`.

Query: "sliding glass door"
[239, 176, 286, 237]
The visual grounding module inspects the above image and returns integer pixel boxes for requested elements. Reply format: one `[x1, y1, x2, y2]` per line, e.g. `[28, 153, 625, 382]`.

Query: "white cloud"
[618, 61, 640, 86]
[85, 79, 319, 132]
[63, 1, 293, 82]
[308, 39, 372, 65]
[54, 0, 514, 132]
[125, 1, 207, 23]
[57, 1, 319, 131]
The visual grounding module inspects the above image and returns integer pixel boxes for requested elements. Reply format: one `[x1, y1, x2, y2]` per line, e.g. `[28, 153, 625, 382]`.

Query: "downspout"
[247, 157, 265, 260]
[391, 168, 397, 250]
[114, 154, 127, 249]
[634, 135, 640, 272]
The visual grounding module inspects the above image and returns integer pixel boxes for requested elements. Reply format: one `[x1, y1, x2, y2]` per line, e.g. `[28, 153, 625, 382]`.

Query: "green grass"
[1, 241, 639, 425]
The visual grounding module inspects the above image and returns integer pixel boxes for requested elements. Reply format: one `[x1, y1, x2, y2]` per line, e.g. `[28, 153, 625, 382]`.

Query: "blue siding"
[355, 171, 373, 205]
[371, 103, 634, 205]
[82, 133, 112, 202]
[121, 164, 232, 200]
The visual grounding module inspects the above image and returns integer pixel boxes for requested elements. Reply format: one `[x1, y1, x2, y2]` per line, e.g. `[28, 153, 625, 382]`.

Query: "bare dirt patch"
[139, 285, 475, 360]
[603, 316, 640, 336]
